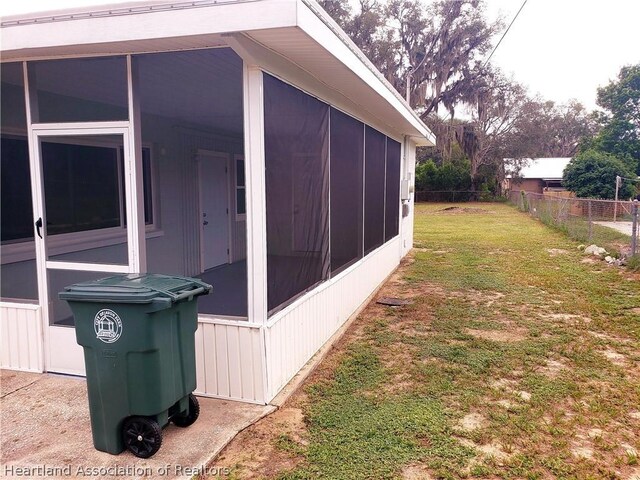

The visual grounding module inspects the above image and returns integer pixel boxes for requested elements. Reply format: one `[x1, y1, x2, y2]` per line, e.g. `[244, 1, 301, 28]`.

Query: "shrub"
[563, 149, 636, 199]
[415, 159, 472, 192]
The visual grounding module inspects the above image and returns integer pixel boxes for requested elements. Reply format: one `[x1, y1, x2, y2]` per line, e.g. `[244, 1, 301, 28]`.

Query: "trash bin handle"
[171, 286, 206, 302]
[90, 277, 211, 302]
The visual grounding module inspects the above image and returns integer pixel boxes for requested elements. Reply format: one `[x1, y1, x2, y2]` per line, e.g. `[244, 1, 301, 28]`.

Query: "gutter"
[0, 0, 260, 27]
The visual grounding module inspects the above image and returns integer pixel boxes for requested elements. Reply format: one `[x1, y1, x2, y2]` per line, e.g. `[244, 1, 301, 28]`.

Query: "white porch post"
[23, 61, 46, 372]
[243, 64, 268, 326]
[126, 55, 147, 273]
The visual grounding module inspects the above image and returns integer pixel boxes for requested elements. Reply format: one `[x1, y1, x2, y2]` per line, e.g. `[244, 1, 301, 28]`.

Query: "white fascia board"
[1, 0, 435, 145]
[296, 0, 435, 145]
[409, 135, 434, 147]
[227, 32, 406, 141]
[1, 0, 296, 55]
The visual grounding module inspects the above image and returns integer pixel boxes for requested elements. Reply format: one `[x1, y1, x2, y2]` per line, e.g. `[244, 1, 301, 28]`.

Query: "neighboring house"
[505, 158, 572, 195]
[0, 0, 434, 404]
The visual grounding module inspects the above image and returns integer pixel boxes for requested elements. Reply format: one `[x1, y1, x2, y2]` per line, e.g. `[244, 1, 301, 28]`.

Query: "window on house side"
[0, 136, 154, 244]
[236, 158, 246, 216]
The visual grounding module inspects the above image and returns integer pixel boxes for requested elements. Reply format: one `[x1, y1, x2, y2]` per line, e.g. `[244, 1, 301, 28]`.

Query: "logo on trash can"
[94, 309, 123, 343]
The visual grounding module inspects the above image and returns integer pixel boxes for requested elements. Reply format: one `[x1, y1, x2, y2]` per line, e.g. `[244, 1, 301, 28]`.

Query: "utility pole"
[614, 175, 621, 222]
[405, 67, 414, 106]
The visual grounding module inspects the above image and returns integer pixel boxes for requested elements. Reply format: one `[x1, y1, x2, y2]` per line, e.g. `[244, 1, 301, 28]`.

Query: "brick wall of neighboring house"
[509, 178, 545, 194]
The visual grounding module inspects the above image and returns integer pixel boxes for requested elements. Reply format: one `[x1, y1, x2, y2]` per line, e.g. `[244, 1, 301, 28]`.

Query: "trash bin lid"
[59, 273, 212, 304]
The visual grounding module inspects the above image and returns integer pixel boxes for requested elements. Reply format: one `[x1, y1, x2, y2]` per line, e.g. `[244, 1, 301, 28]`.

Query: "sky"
[2, 0, 639, 111]
[483, 0, 640, 110]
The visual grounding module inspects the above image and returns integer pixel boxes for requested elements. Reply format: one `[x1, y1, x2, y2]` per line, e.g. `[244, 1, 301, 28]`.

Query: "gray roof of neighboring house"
[506, 158, 571, 180]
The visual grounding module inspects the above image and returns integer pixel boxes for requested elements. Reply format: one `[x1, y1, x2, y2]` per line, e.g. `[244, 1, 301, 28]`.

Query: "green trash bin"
[59, 273, 212, 458]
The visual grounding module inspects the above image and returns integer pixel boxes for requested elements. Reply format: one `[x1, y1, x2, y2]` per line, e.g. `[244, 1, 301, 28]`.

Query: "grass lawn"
[211, 203, 640, 480]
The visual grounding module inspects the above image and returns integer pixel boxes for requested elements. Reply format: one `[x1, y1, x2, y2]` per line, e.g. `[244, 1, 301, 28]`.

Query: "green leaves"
[562, 149, 636, 199]
[591, 64, 640, 174]
[415, 159, 473, 192]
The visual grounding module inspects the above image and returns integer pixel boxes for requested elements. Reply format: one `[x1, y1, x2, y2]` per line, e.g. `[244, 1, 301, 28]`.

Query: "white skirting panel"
[264, 238, 402, 401]
[194, 319, 266, 404]
[0, 302, 44, 373]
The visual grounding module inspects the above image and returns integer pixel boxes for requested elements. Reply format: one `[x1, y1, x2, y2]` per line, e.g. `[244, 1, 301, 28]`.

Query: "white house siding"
[0, 302, 43, 372]
[264, 236, 402, 401]
[0, 305, 265, 402]
[194, 319, 265, 403]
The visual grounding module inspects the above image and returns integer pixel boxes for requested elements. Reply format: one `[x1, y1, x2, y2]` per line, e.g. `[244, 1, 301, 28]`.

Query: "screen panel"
[385, 138, 401, 241]
[263, 74, 330, 313]
[28, 56, 128, 123]
[330, 108, 364, 274]
[364, 126, 386, 255]
[0, 62, 38, 301]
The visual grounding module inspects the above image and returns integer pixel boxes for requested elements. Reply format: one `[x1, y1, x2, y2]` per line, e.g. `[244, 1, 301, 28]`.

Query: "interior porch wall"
[1, 111, 246, 300]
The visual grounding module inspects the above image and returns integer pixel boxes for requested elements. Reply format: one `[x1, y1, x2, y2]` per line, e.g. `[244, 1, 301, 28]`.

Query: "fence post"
[631, 202, 638, 256]
[587, 200, 592, 242]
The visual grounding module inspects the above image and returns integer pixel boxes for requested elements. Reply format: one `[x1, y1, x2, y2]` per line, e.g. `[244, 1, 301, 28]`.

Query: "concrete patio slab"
[1, 370, 274, 479]
[594, 221, 634, 236]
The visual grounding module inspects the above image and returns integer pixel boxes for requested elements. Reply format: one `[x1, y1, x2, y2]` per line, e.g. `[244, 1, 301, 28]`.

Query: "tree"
[453, 70, 533, 189]
[318, 0, 500, 118]
[513, 99, 598, 158]
[562, 149, 636, 200]
[317, 0, 352, 27]
[415, 158, 472, 191]
[588, 64, 640, 173]
[389, 0, 501, 118]
[317, 1, 602, 191]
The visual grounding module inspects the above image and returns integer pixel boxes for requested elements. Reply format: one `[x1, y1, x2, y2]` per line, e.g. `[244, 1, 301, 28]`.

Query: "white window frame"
[234, 153, 246, 221]
[0, 134, 161, 265]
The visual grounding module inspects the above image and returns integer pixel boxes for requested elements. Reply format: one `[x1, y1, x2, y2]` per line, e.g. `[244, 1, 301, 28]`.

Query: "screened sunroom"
[0, 0, 434, 404]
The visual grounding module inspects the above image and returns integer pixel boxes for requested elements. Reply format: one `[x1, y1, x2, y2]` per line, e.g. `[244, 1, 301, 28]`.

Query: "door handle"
[35, 218, 43, 239]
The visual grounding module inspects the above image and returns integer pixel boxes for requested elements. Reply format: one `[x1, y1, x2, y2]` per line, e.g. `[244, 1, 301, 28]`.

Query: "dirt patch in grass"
[458, 437, 514, 469]
[540, 312, 592, 325]
[589, 330, 633, 344]
[547, 248, 570, 256]
[402, 464, 434, 479]
[458, 412, 487, 432]
[494, 399, 516, 409]
[378, 340, 420, 376]
[465, 289, 505, 307]
[215, 403, 307, 479]
[465, 327, 527, 342]
[490, 378, 518, 390]
[581, 257, 600, 264]
[598, 348, 628, 366]
[571, 443, 594, 460]
[538, 358, 568, 378]
[434, 206, 493, 215]
[389, 323, 432, 337]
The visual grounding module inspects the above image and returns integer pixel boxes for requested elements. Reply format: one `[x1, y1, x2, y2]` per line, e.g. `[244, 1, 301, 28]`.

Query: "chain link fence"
[509, 191, 639, 259]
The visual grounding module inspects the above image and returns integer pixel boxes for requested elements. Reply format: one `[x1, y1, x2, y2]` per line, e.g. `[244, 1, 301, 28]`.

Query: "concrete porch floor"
[1, 370, 275, 479]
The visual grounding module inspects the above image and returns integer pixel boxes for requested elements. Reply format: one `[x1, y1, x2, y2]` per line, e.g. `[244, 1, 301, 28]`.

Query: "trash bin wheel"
[172, 393, 200, 428]
[122, 416, 162, 458]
